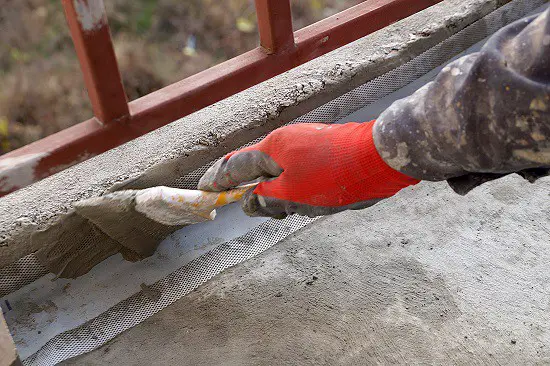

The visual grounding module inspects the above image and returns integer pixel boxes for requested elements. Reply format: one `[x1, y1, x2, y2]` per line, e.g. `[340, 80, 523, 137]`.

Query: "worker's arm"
[199, 8, 549, 218]
[374, 7, 550, 193]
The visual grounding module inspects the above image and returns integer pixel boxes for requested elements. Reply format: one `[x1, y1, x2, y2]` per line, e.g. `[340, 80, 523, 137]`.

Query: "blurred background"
[0, 0, 362, 154]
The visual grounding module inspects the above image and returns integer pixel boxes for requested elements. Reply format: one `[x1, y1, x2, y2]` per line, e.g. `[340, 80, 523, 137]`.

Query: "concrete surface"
[64, 175, 550, 365]
[0, 0, 527, 267]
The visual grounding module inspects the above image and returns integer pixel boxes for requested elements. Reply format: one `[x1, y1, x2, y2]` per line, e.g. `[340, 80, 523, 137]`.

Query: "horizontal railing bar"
[0, 0, 444, 197]
[295, 0, 443, 61]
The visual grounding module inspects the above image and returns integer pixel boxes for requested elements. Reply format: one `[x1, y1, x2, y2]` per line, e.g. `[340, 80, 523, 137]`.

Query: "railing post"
[62, 0, 129, 124]
[254, 0, 295, 54]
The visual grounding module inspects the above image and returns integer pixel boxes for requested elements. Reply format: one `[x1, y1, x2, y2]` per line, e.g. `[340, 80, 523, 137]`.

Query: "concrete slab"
[63, 175, 550, 365]
[0, 0, 530, 267]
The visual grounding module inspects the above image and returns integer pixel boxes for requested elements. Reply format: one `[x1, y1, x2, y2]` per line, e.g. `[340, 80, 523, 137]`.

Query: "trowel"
[75, 184, 257, 227]
[72, 184, 257, 247]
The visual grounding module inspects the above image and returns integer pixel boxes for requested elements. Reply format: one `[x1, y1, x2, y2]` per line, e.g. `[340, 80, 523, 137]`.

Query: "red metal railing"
[0, 0, 443, 197]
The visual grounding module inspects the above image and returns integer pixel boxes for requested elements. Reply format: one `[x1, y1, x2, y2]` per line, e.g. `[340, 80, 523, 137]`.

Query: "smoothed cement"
[0, 0, 526, 267]
[64, 175, 550, 365]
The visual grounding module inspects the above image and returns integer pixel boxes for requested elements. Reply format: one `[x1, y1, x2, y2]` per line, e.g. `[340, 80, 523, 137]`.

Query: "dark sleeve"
[373, 7, 550, 194]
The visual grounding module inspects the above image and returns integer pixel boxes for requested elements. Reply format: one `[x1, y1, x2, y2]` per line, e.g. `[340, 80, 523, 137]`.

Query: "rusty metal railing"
[0, 0, 443, 197]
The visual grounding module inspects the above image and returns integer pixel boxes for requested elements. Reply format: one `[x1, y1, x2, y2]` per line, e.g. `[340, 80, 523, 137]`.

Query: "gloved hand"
[198, 121, 420, 218]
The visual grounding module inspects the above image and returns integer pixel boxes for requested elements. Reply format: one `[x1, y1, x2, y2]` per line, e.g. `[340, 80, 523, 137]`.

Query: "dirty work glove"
[198, 121, 420, 218]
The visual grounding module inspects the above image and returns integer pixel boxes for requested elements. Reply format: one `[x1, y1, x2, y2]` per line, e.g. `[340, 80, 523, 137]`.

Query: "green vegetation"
[0, 0, 360, 154]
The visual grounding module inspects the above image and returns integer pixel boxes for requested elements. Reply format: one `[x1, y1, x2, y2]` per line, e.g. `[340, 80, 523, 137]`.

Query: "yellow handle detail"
[213, 184, 257, 207]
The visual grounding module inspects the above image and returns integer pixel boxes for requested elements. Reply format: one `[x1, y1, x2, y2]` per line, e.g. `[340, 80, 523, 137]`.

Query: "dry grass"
[0, 0, 361, 154]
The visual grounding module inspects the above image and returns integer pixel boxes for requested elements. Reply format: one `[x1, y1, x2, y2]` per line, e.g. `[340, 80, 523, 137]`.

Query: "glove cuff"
[348, 121, 421, 199]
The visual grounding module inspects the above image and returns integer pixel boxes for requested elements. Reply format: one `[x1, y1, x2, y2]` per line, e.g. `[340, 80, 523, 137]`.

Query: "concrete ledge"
[0, 0, 524, 267]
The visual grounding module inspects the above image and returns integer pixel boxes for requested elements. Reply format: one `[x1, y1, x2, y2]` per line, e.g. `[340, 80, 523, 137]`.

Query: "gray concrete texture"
[65, 175, 550, 365]
[0, 0, 522, 268]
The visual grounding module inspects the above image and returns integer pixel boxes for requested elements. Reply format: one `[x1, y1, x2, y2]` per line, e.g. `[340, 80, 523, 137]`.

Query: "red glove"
[198, 121, 420, 218]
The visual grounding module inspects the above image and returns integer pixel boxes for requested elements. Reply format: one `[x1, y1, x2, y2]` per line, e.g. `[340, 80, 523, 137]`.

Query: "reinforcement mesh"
[0, 0, 545, 363]
[24, 214, 318, 365]
[0, 255, 48, 298]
